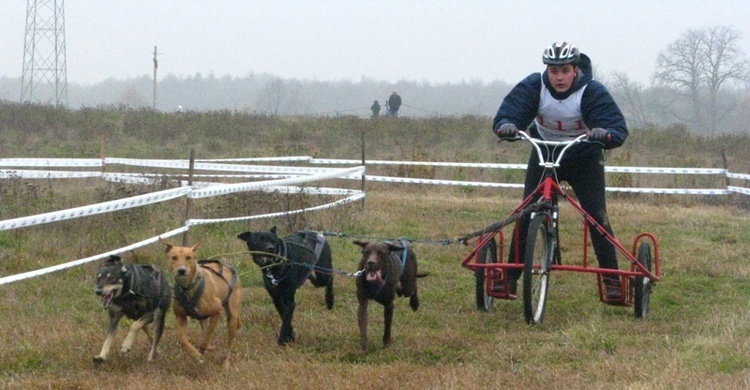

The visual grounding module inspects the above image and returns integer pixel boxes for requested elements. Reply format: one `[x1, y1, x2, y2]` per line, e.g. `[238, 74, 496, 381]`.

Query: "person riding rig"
[492, 41, 628, 304]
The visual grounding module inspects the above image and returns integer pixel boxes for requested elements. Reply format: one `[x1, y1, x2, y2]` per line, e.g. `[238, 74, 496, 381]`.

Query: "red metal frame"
[461, 166, 661, 305]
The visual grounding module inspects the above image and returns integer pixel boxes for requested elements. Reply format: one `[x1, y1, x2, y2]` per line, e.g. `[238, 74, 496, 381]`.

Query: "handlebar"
[499, 131, 593, 168]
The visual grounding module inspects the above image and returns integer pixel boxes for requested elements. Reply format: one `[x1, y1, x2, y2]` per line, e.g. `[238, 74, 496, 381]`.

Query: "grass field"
[1, 184, 750, 389]
[1, 106, 749, 388]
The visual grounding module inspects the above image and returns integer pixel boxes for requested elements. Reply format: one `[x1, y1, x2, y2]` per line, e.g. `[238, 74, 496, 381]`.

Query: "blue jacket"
[492, 53, 627, 161]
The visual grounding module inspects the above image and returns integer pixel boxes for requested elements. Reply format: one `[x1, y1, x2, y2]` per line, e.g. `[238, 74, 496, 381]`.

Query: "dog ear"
[270, 226, 277, 235]
[105, 255, 122, 266]
[192, 239, 201, 252]
[237, 232, 251, 241]
[158, 237, 174, 252]
[353, 240, 369, 248]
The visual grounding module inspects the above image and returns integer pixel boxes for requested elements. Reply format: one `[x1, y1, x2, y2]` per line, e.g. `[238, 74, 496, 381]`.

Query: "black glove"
[586, 127, 610, 142]
[495, 123, 518, 138]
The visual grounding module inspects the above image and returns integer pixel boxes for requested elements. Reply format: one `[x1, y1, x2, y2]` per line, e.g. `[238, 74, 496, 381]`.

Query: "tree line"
[1, 25, 748, 134]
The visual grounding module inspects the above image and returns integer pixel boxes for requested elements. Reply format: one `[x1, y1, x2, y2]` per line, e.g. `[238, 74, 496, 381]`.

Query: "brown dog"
[354, 240, 427, 352]
[159, 238, 243, 370]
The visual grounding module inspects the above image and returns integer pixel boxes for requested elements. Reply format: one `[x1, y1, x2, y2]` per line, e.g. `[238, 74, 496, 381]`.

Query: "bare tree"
[654, 26, 748, 132]
[256, 77, 287, 115]
[119, 86, 146, 108]
[701, 26, 748, 129]
[255, 77, 304, 115]
[610, 72, 649, 128]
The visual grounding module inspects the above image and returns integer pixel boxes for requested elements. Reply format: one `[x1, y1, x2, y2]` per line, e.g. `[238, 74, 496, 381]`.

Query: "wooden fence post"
[721, 149, 730, 188]
[182, 148, 195, 245]
[360, 124, 366, 210]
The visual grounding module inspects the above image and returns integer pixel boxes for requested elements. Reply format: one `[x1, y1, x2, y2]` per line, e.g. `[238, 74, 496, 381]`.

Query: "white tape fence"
[0, 155, 748, 286]
[0, 160, 365, 286]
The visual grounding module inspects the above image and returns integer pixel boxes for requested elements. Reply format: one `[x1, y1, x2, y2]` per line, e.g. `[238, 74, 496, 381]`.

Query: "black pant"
[506, 149, 619, 281]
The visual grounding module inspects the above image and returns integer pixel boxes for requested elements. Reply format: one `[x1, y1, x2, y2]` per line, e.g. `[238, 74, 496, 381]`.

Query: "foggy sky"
[1, 1, 749, 86]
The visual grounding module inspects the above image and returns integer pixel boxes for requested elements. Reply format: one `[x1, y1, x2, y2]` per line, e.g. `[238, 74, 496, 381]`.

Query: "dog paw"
[93, 356, 107, 364]
[119, 346, 132, 355]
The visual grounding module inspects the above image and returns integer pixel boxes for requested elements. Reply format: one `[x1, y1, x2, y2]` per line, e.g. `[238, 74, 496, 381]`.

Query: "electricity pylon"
[21, 0, 68, 106]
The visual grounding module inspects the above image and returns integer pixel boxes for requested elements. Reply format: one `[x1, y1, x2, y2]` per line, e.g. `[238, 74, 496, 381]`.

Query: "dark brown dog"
[160, 238, 243, 370]
[353, 239, 427, 352]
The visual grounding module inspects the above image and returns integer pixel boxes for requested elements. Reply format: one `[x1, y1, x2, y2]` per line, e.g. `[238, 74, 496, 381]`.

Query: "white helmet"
[543, 42, 580, 65]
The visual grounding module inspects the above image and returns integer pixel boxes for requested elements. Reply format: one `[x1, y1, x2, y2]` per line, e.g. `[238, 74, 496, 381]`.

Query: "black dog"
[93, 255, 171, 364]
[237, 226, 334, 346]
[353, 239, 427, 352]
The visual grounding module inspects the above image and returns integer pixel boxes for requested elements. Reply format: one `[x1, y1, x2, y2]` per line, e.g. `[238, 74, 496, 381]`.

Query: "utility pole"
[21, 0, 68, 106]
[153, 46, 158, 110]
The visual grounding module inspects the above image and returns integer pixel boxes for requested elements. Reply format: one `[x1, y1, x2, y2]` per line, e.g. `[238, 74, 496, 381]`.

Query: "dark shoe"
[603, 277, 624, 305]
[491, 278, 517, 296]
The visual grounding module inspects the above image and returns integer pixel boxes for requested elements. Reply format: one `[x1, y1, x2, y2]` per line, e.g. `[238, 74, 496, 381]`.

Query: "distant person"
[386, 91, 402, 117]
[371, 100, 380, 117]
[492, 41, 628, 304]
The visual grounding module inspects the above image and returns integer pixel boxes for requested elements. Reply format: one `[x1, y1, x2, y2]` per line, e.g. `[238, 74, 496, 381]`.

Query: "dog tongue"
[366, 270, 384, 285]
[101, 292, 114, 309]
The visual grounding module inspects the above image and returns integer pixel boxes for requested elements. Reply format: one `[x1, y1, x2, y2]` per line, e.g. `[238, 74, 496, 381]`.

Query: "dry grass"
[1, 107, 749, 388]
[1, 184, 750, 389]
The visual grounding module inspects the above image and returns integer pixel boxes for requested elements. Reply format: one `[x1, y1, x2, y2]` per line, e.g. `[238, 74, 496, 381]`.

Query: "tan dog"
[159, 238, 242, 370]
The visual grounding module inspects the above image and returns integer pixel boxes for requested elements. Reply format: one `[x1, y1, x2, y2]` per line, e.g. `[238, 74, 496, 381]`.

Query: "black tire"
[523, 213, 554, 325]
[474, 236, 498, 312]
[634, 242, 653, 319]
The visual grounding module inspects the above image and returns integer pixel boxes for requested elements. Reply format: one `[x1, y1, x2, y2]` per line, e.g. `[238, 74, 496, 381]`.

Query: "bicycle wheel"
[523, 213, 553, 325]
[474, 236, 498, 312]
[634, 242, 653, 319]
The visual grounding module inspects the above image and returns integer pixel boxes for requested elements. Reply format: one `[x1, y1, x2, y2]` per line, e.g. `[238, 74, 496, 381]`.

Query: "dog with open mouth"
[353, 239, 427, 352]
[93, 254, 171, 364]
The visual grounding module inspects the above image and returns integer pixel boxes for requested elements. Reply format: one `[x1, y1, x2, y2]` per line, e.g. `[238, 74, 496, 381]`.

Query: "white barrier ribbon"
[188, 166, 364, 198]
[197, 156, 313, 163]
[186, 192, 365, 225]
[727, 172, 750, 181]
[729, 186, 750, 196]
[1, 170, 103, 179]
[605, 166, 725, 174]
[0, 158, 102, 167]
[364, 175, 524, 189]
[106, 158, 342, 175]
[0, 186, 191, 231]
[607, 187, 730, 195]
[0, 227, 188, 286]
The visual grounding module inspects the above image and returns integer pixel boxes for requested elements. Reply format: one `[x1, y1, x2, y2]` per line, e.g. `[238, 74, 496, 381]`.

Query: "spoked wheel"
[523, 213, 554, 325]
[634, 242, 653, 319]
[474, 236, 498, 312]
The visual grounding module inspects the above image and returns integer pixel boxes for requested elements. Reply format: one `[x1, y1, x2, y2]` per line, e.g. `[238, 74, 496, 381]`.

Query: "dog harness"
[384, 239, 410, 281]
[266, 232, 326, 286]
[173, 260, 238, 320]
[119, 263, 167, 303]
[397, 239, 409, 271]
